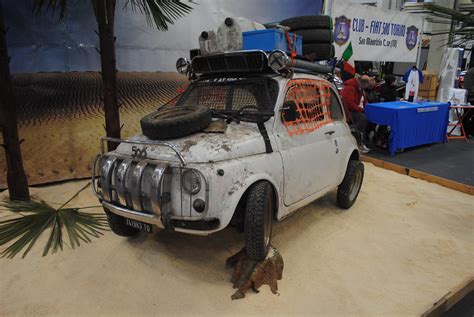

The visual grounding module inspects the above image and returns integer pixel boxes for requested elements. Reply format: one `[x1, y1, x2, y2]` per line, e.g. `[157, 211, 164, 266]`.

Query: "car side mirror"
[281, 101, 297, 122]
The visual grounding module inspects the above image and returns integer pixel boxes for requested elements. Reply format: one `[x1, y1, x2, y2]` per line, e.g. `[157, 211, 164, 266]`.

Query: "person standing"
[341, 75, 371, 153]
[379, 75, 398, 102]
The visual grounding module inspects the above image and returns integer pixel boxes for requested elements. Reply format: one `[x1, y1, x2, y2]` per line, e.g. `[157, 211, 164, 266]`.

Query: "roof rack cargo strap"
[285, 31, 298, 66]
[257, 121, 273, 153]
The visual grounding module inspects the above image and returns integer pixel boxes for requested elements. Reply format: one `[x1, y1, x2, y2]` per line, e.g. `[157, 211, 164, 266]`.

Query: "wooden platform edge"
[421, 276, 474, 317]
[361, 155, 474, 195]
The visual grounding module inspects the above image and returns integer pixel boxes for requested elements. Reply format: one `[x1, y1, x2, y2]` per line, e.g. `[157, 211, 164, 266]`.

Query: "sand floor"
[0, 163, 473, 316]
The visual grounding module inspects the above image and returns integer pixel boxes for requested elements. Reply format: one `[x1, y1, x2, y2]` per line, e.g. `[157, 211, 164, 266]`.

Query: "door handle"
[325, 130, 335, 136]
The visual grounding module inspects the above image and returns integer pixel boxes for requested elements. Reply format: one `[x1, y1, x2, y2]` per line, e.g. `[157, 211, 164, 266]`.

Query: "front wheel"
[244, 181, 275, 261]
[337, 160, 364, 209]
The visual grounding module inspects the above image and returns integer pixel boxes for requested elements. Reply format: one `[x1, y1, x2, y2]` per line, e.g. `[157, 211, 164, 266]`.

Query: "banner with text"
[332, 1, 422, 62]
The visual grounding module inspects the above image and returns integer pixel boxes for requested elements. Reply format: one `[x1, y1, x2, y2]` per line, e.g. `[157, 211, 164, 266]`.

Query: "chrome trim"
[100, 137, 186, 166]
[115, 158, 132, 206]
[150, 166, 167, 215]
[181, 167, 210, 216]
[93, 154, 211, 223]
[131, 161, 147, 211]
[100, 156, 117, 201]
[91, 154, 101, 198]
[102, 201, 163, 227]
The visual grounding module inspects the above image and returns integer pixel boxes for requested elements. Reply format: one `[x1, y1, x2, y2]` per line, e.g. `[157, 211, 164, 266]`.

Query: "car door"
[273, 78, 339, 206]
[323, 87, 350, 187]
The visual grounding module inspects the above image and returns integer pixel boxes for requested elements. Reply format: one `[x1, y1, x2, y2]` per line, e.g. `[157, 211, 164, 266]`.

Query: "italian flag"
[341, 42, 355, 76]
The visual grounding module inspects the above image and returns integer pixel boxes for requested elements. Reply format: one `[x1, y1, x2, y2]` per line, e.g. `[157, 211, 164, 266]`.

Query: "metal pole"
[287, 59, 334, 73]
[324, 0, 333, 16]
[416, 17, 425, 69]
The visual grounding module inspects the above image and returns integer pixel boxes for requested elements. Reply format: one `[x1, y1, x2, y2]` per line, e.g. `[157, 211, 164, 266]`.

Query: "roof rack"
[176, 50, 337, 78]
[192, 50, 275, 74]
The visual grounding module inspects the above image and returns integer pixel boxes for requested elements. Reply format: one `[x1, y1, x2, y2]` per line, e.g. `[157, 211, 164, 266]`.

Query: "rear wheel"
[337, 160, 364, 209]
[244, 181, 275, 261]
[104, 208, 140, 237]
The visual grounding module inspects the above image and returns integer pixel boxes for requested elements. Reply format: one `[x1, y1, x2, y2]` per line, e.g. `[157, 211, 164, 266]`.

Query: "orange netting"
[282, 79, 333, 136]
[165, 82, 189, 107]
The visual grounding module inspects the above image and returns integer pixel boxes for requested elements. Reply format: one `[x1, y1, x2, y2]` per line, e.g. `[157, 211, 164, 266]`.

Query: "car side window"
[329, 89, 344, 121]
[281, 79, 332, 136]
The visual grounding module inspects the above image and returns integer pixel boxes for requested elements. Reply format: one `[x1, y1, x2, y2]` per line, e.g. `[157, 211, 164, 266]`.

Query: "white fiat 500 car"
[92, 50, 364, 261]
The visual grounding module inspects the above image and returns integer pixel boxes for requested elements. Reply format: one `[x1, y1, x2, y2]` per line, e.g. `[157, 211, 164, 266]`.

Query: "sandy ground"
[0, 72, 187, 188]
[0, 163, 473, 316]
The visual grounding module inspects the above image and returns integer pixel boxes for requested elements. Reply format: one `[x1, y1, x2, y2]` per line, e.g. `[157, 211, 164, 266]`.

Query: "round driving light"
[181, 169, 201, 195]
[176, 57, 190, 74]
[268, 50, 289, 71]
[193, 199, 206, 213]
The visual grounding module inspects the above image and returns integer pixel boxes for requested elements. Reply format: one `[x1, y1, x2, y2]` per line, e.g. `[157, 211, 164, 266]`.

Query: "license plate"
[125, 218, 153, 233]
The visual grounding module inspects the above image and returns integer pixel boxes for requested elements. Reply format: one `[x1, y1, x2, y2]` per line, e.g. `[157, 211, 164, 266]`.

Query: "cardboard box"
[419, 70, 438, 91]
[418, 90, 437, 100]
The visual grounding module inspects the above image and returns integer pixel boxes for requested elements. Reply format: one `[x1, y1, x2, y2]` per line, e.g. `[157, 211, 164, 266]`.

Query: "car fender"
[197, 152, 284, 232]
[336, 143, 360, 185]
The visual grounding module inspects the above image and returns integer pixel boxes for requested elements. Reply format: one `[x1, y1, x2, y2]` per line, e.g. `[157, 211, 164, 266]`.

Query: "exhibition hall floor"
[1, 164, 473, 316]
[367, 139, 474, 186]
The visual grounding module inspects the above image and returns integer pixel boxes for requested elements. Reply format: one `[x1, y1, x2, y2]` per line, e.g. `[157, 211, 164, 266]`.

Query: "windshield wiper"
[210, 109, 242, 123]
[210, 109, 274, 123]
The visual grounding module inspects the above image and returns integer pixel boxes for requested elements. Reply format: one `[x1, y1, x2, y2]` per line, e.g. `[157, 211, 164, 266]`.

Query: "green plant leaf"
[0, 183, 109, 259]
[124, 0, 193, 31]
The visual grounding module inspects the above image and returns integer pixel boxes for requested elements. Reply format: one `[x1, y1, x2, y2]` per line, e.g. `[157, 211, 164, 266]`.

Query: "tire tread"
[280, 15, 333, 31]
[337, 160, 364, 209]
[140, 106, 211, 140]
[245, 181, 273, 261]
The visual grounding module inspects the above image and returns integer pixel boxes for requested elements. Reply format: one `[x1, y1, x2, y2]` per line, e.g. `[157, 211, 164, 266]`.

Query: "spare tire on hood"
[140, 106, 212, 140]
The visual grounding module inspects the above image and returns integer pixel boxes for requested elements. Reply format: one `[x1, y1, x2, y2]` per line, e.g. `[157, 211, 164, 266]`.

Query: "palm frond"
[124, 0, 193, 31]
[0, 183, 108, 259]
[32, 0, 71, 21]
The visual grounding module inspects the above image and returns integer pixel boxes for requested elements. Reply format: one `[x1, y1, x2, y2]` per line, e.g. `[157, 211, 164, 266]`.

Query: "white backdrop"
[3, 0, 322, 73]
[331, 0, 422, 62]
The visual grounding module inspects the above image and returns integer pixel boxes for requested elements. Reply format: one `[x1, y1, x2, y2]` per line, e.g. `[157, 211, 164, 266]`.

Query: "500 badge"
[131, 146, 148, 158]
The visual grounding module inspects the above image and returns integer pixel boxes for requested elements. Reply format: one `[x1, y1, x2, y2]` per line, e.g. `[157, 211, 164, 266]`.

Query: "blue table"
[365, 101, 450, 155]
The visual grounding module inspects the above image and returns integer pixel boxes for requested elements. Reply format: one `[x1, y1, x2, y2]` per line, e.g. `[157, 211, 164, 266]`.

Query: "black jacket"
[379, 83, 397, 102]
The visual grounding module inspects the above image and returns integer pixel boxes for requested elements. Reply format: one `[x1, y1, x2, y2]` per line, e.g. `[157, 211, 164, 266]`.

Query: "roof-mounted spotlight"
[176, 57, 191, 75]
[268, 50, 289, 71]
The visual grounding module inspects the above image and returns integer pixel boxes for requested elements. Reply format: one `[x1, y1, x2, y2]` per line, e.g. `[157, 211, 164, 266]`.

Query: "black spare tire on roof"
[302, 43, 335, 60]
[280, 15, 333, 31]
[293, 29, 333, 43]
[140, 106, 212, 140]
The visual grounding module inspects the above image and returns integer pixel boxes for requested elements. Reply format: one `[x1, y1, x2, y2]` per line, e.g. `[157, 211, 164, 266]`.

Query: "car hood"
[114, 121, 268, 163]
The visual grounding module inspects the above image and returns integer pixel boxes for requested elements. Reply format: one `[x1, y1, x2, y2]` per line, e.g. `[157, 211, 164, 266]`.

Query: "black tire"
[140, 105, 211, 140]
[104, 209, 141, 237]
[337, 160, 364, 209]
[302, 43, 335, 60]
[294, 29, 333, 43]
[244, 181, 275, 261]
[280, 15, 333, 31]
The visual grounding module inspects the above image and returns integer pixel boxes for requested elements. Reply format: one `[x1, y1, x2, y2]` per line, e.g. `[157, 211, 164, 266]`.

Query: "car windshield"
[175, 77, 279, 122]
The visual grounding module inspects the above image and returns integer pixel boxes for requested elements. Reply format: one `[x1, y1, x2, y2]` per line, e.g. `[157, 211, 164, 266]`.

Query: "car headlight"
[181, 169, 201, 195]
